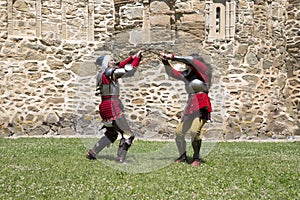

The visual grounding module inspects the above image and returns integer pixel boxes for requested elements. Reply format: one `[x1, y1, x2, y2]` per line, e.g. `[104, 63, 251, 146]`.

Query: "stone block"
[150, 1, 170, 13]
[236, 44, 248, 56]
[245, 52, 259, 65]
[14, 0, 30, 12]
[224, 131, 235, 140]
[57, 72, 71, 81]
[29, 125, 50, 136]
[150, 15, 170, 27]
[46, 112, 60, 124]
[57, 127, 76, 135]
[70, 62, 97, 77]
[46, 97, 65, 104]
[123, 6, 143, 20]
[129, 29, 143, 44]
[181, 13, 204, 22]
[205, 129, 223, 140]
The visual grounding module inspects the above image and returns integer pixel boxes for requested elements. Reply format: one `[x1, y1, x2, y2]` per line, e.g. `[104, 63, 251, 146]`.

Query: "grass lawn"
[0, 137, 299, 200]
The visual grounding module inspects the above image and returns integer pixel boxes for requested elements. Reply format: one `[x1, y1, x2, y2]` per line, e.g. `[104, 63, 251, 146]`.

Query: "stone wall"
[0, 0, 299, 139]
[215, 0, 300, 139]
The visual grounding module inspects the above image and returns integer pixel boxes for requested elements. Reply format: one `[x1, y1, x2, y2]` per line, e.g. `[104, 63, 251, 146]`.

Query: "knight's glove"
[160, 53, 174, 60]
[135, 50, 143, 58]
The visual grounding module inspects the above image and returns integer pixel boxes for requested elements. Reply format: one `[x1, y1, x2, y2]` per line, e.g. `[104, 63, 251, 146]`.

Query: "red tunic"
[165, 65, 212, 120]
[99, 56, 140, 121]
[183, 93, 212, 115]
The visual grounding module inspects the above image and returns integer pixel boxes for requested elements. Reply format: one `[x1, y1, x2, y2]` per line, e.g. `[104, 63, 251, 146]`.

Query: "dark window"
[216, 7, 220, 33]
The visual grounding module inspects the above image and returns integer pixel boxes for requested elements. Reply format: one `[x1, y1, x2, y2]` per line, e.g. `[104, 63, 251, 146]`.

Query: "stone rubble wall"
[0, 0, 299, 140]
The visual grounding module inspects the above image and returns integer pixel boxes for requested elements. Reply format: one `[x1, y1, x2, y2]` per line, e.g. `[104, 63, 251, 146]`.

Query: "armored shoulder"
[113, 68, 126, 78]
[190, 79, 209, 93]
[104, 68, 114, 77]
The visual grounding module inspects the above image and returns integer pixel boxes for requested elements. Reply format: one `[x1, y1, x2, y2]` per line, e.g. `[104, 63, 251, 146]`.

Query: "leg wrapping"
[175, 135, 187, 161]
[192, 139, 202, 160]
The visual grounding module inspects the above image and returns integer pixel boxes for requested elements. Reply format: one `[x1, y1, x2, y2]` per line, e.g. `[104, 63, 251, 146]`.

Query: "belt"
[101, 96, 119, 101]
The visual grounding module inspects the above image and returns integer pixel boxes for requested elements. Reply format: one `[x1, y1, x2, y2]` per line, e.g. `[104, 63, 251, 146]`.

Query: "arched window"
[206, 0, 235, 41]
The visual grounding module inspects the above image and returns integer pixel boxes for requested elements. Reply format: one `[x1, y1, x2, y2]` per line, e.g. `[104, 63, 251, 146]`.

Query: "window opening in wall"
[216, 7, 220, 34]
[206, 0, 235, 40]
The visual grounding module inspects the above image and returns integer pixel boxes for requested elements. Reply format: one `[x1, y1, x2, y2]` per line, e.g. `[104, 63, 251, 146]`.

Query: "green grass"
[0, 138, 299, 200]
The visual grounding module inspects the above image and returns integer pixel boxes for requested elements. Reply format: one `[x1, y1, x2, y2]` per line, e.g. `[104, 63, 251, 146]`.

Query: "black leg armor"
[116, 135, 135, 163]
[104, 126, 118, 143]
[117, 137, 126, 158]
[192, 139, 202, 160]
[92, 136, 112, 155]
[86, 126, 119, 160]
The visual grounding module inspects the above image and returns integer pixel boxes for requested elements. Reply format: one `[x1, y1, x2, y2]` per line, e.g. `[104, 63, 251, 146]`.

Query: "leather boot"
[191, 139, 202, 167]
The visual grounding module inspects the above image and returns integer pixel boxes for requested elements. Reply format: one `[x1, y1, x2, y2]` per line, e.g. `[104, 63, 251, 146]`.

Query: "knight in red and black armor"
[160, 52, 213, 167]
[86, 50, 143, 163]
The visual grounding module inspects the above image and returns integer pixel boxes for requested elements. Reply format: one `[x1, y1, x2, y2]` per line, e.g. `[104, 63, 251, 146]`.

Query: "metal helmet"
[96, 55, 111, 71]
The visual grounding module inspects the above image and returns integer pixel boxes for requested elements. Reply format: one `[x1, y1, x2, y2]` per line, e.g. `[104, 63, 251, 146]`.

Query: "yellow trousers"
[175, 117, 206, 141]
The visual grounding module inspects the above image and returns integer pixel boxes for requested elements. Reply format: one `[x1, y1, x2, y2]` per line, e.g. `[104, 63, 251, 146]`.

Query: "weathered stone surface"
[236, 45, 248, 56]
[46, 113, 60, 124]
[150, 15, 170, 27]
[29, 125, 50, 136]
[246, 52, 259, 66]
[14, 0, 30, 12]
[0, 0, 298, 140]
[70, 62, 97, 77]
[46, 98, 65, 104]
[205, 129, 223, 140]
[57, 127, 76, 135]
